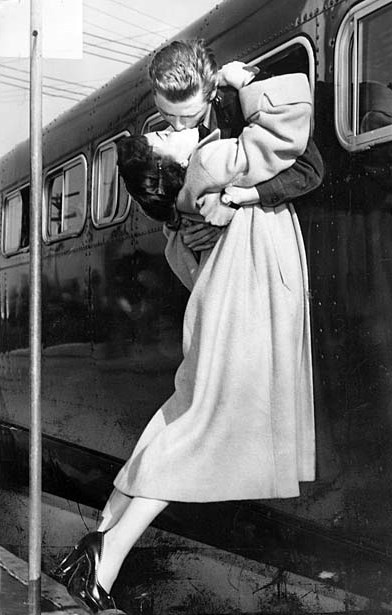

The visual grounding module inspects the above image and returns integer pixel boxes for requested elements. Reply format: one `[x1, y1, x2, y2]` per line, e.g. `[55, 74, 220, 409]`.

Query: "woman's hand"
[198, 193, 236, 226]
[221, 185, 261, 206]
[218, 61, 259, 90]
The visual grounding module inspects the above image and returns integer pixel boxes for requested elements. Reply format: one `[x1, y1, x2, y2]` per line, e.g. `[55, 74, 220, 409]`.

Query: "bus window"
[45, 156, 87, 241]
[92, 132, 131, 228]
[335, 0, 392, 151]
[2, 186, 29, 255]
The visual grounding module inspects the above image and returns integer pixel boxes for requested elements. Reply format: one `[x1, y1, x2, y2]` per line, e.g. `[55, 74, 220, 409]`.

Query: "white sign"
[0, 0, 83, 58]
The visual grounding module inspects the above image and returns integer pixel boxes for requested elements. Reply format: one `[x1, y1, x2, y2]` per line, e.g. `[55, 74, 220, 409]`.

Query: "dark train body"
[1, 0, 392, 605]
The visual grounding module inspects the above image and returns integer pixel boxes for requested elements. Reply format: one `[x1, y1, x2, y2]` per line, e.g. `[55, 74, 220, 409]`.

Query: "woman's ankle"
[96, 530, 124, 593]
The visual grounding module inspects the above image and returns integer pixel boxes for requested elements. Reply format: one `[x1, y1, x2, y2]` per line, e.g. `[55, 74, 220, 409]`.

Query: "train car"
[1, 0, 392, 610]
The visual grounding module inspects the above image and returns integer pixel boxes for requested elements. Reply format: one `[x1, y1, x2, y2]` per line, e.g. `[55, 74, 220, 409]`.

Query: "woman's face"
[145, 128, 199, 166]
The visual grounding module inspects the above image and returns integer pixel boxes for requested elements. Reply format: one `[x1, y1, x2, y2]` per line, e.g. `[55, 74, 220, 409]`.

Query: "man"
[148, 39, 324, 250]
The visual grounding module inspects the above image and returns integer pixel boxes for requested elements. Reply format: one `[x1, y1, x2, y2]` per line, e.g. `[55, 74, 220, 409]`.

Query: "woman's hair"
[148, 39, 218, 103]
[116, 135, 186, 225]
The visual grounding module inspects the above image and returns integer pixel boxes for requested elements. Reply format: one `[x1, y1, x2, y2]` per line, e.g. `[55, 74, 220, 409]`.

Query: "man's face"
[154, 89, 212, 131]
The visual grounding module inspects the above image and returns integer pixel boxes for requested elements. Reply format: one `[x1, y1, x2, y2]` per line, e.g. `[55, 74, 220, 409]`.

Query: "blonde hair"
[148, 39, 218, 103]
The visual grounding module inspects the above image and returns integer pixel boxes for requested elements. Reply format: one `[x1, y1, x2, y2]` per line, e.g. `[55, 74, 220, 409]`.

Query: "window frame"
[1, 183, 30, 257]
[43, 154, 88, 243]
[142, 113, 169, 134]
[91, 130, 132, 229]
[335, 0, 392, 151]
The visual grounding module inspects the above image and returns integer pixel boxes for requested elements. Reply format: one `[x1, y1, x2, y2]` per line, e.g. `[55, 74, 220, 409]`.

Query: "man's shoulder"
[216, 86, 240, 111]
[214, 72, 275, 136]
[214, 86, 244, 138]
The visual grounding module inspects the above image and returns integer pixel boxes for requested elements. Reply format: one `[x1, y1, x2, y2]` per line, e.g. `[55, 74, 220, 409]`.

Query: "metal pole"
[29, 0, 43, 613]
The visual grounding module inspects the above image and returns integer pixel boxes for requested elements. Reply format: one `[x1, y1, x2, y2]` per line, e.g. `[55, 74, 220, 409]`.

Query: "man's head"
[149, 39, 218, 131]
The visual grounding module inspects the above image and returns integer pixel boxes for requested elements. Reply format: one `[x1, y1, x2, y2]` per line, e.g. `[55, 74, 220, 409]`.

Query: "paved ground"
[0, 541, 391, 615]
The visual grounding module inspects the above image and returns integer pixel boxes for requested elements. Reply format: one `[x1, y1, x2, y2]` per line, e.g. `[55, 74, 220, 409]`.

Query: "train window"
[92, 131, 131, 228]
[248, 37, 314, 95]
[335, 0, 392, 151]
[44, 155, 87, 241]
[2, 186, 30, 255]
[143, 112, 169, 134]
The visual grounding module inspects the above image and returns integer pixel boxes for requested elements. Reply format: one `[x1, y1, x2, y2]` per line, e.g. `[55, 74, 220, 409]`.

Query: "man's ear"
[209, 87, 218, 101]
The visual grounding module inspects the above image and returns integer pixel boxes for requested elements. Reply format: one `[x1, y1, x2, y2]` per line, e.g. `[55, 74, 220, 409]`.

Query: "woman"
[54, 63, 315, 614]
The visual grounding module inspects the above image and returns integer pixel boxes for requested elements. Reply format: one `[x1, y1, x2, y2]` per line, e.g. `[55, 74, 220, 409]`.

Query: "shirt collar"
[201, 102, 217, 132]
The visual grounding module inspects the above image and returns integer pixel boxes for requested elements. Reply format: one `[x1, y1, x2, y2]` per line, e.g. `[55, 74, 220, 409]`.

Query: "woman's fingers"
[223, 185, 260, 205]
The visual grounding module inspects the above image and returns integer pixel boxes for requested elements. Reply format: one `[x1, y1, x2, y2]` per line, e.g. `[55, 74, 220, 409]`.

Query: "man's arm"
[254, 137, 324, 206]
[222, 137, 324, 207]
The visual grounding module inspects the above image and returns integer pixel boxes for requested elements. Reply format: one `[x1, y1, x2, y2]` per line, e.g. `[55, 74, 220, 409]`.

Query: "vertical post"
[29, 0, 43, 614]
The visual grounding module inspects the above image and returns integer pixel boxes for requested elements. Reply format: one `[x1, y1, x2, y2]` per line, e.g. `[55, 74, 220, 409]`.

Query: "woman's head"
[116, 135, 186, 225]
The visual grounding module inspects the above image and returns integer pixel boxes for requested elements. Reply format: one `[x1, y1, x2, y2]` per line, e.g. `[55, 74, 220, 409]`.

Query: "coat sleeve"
[255, 137, 324, 206]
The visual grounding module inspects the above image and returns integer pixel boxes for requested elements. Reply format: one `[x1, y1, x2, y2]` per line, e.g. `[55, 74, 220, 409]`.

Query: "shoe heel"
[52, 542, 85, 584]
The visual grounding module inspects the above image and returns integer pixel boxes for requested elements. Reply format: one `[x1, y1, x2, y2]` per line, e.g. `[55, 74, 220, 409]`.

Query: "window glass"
[143, 113, 169, 134]
[46, 157, 86, 239]
[348, 36, 355, 132]
[93, 134, 131, 227]
[255, 42, 309, 77]
[2, 187, 29, 254]
[358, 4, 392, 134]
[48, 173, 63, 236]
[3, 193, 22, 253]
[118, 175, 130, 218]
[98, 145, 117, 220]
[64, 162, 85, 233]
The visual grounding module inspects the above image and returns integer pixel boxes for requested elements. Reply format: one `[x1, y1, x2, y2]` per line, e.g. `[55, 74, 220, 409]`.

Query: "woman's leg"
[96, 496, 168, 593]
[98, 491, 132, 532]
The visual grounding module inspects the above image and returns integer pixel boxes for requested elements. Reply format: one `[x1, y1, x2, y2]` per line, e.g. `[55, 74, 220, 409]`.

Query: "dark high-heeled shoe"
[65, 531, 116, 613]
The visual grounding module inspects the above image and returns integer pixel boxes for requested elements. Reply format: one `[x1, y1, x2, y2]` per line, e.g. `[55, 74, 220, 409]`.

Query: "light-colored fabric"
[176, 73, 312, 216]
[163, 222, 211, 292]
[103, 204, 314, 509]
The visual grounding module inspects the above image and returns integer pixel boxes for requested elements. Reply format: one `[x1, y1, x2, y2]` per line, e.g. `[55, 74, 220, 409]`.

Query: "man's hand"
[218, 61, 259, 90]
[180, 222, 224, 252]
[221, 185, 260, 206]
